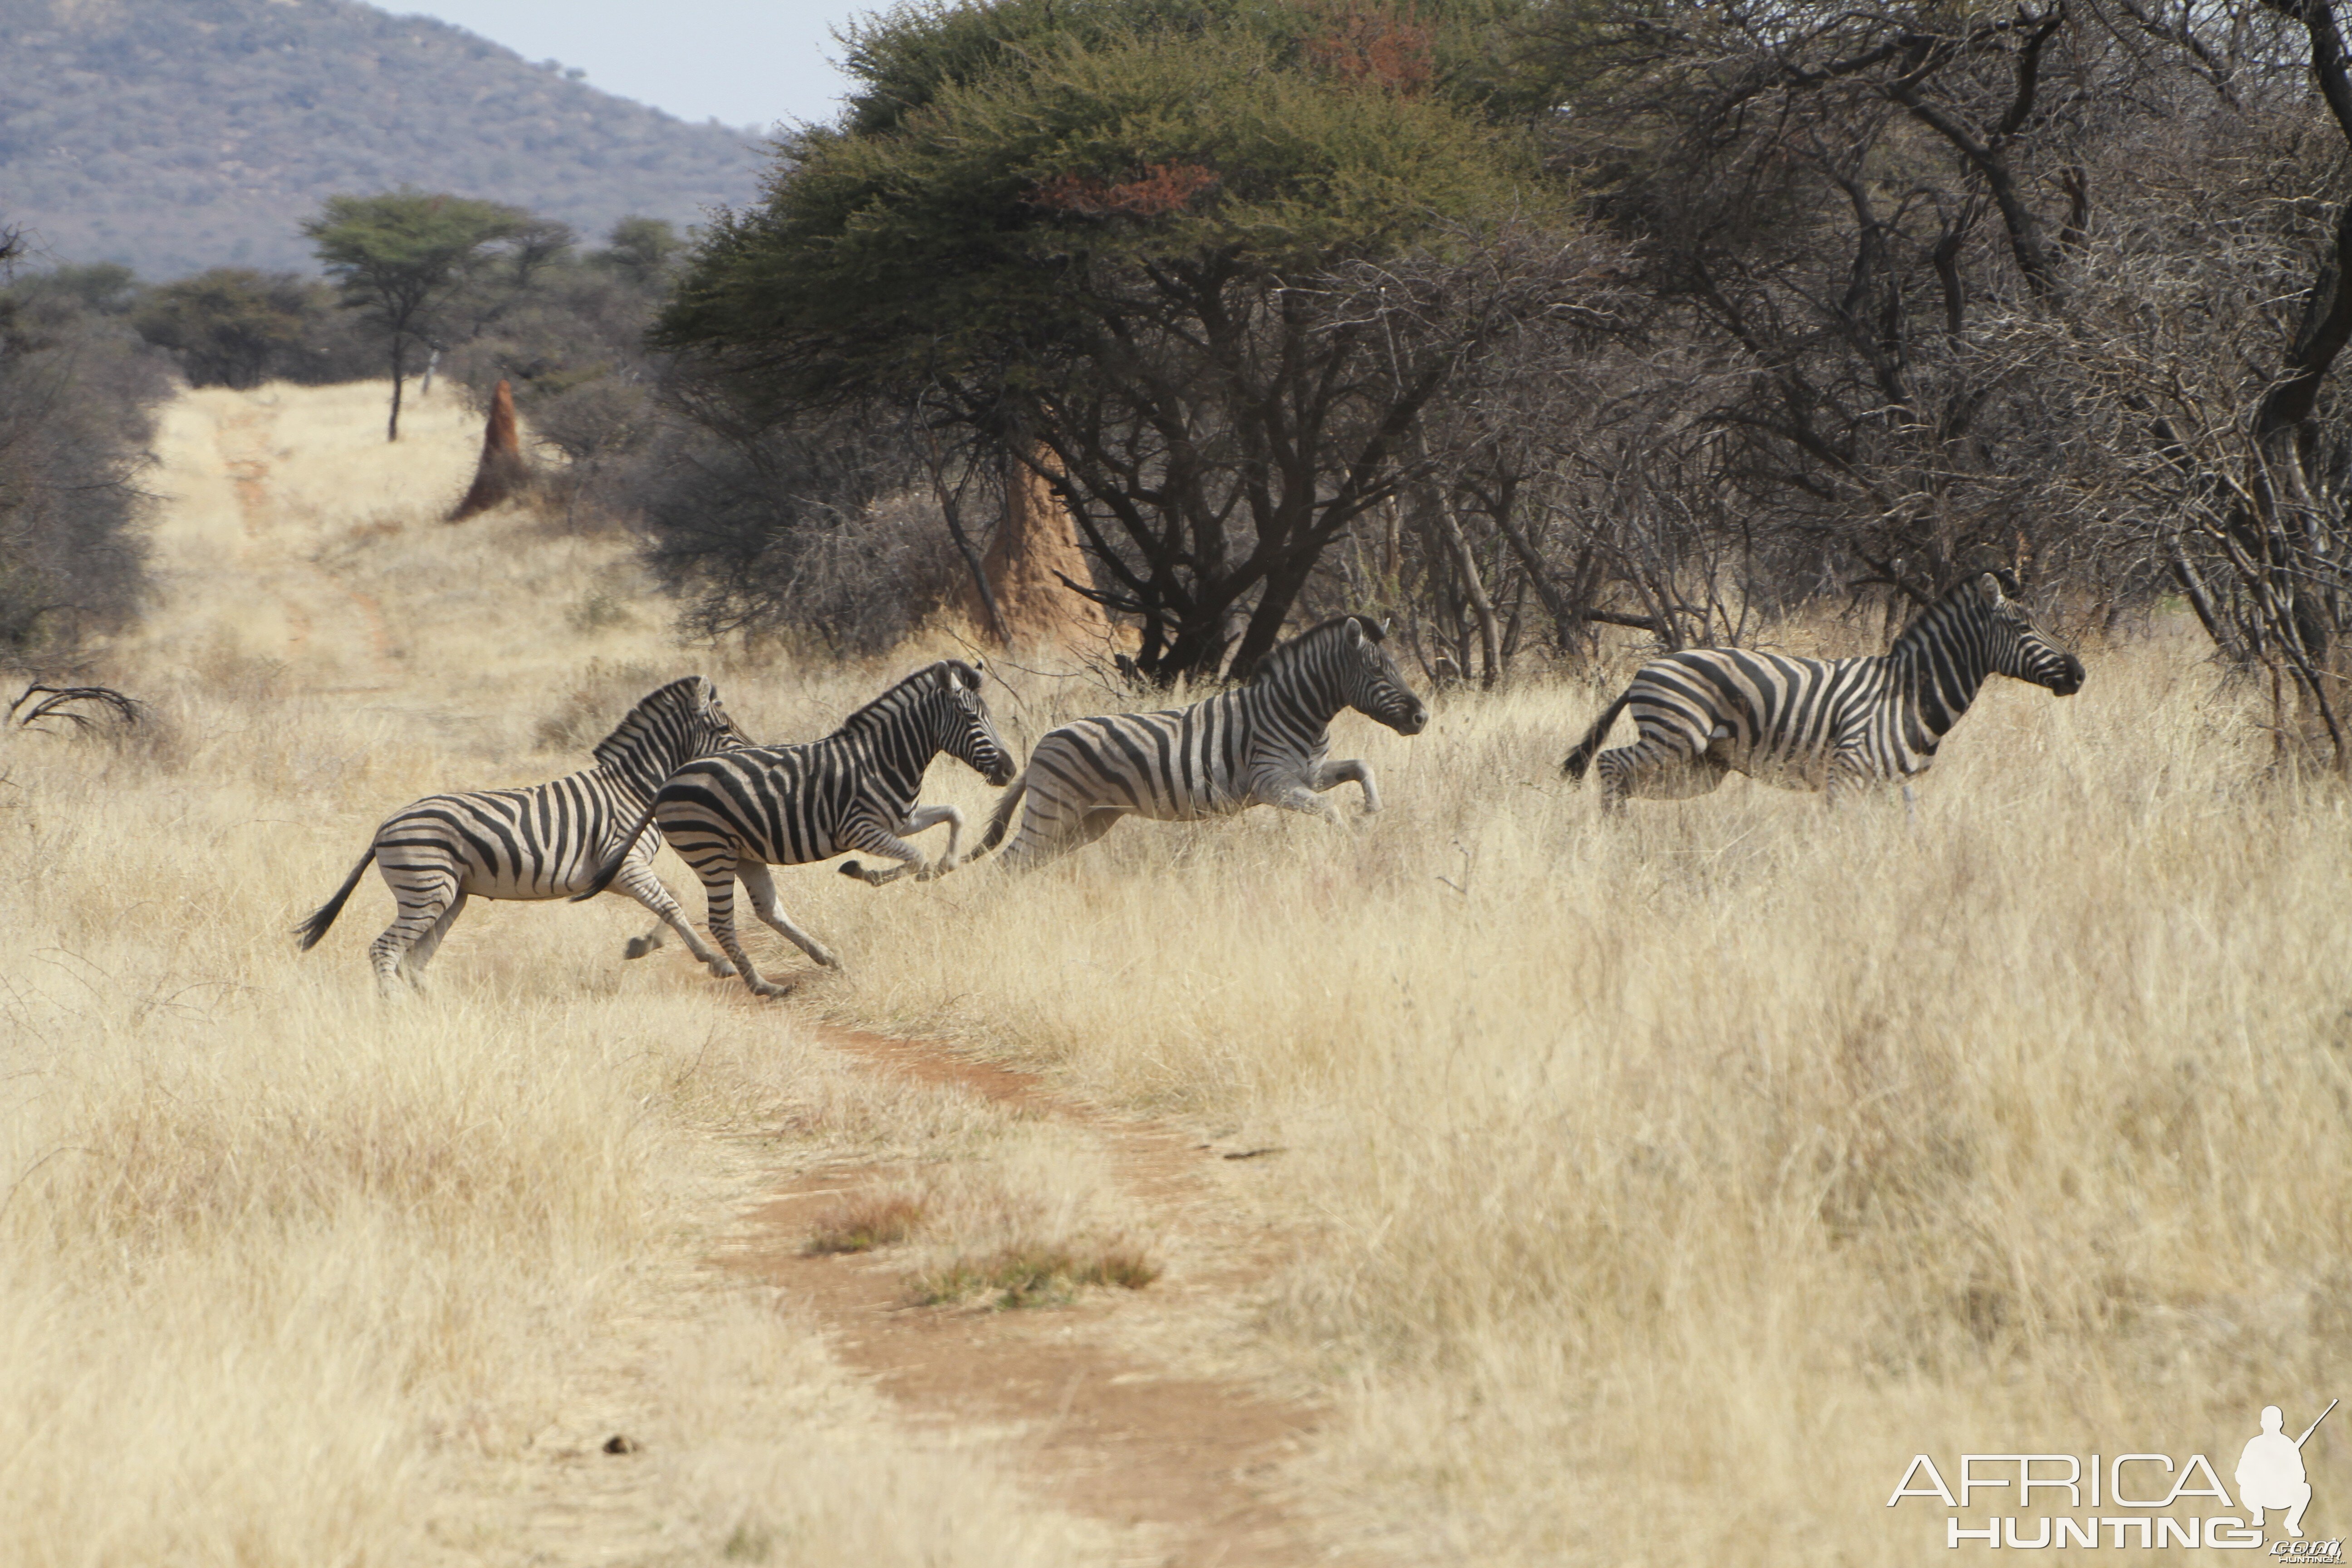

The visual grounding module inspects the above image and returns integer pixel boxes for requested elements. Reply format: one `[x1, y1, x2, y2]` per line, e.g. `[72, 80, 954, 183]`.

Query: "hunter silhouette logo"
[2242, 1401, 2335, 1540]
[1887, 1397, 2340, 1551]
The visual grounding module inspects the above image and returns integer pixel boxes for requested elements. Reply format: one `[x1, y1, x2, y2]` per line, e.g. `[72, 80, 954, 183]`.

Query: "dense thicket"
[630, 0, 2352, 760]
[0, 240, 175, 663]
[22, 0, 2352, 761]
[0, 0, 760, 278]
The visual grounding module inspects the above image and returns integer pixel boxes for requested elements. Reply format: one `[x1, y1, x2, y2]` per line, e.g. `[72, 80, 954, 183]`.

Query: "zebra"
[1561, 571, 2084, 812]
[951, 615, 1429, 873]
[297, 676, 753, 994]
[574, 659, 1015, 999]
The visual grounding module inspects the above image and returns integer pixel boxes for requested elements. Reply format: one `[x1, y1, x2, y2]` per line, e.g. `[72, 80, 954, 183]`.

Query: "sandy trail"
[145, 383, 470, 690]
[722, 1026, 1326, 1568]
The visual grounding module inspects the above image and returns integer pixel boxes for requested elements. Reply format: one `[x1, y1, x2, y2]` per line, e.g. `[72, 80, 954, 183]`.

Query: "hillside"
[1, 0, 768, 278]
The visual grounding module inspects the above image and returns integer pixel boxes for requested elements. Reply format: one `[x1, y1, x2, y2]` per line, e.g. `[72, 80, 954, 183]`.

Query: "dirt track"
[724, 1026, 1327, 1567]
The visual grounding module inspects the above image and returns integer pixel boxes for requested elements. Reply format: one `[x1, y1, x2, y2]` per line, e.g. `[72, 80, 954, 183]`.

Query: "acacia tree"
[660, 3, 1599, 680]
[304, 190, 527, 440]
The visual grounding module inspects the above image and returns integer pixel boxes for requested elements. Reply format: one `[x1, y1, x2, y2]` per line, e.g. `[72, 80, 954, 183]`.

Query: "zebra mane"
[1250, 617, 1382, 685]
[1889, 572, 2017, 657]
[833, 661, 972, 733]
[592, 676, 711, 769]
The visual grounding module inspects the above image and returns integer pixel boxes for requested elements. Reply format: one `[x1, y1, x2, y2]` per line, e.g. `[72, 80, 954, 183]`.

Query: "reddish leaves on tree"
[1029, 161, 1220, 219]
[1303, 0, 1435, 95]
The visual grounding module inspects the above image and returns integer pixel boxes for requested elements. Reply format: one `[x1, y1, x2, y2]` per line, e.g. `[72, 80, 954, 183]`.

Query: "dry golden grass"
[0, 381, 1117, 1567]
[790, 619, 2352, 1564]
[6, 377, 2346, 1564]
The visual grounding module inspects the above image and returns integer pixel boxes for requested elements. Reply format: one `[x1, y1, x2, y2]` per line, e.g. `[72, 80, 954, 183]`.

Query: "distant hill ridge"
[2, 0, 768, 278]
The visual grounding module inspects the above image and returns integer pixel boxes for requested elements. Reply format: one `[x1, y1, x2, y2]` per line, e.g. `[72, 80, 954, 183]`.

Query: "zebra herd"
[300, 577, 2083, 998]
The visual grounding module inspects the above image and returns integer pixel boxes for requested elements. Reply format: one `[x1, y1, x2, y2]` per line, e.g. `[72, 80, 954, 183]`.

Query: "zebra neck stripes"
[1888, 593, 2004, 742]
[590, 680, 746, 803]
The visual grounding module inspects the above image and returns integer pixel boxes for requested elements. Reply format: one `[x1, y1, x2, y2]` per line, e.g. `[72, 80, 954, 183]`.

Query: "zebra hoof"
[837, 859, 868, 882]
[706, 961, 736, 980]
[622, 937, 655, 960]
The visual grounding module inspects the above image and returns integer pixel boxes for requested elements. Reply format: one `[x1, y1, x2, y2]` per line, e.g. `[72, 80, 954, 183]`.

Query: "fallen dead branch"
[8, 683, 142, 734]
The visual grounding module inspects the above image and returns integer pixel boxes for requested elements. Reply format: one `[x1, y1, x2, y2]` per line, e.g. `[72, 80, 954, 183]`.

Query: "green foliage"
[306, 191, 532, 304]
[0, 0, 758, 279]
[833, 0, 1555, 136]
[665, 19, 1545, 408]
[591, 217, 685, 290]
[661, 0, 1581, 679]
[7, 264, 142, 318]
[304, 190, 532, 440]
[131, 270, 367, 390]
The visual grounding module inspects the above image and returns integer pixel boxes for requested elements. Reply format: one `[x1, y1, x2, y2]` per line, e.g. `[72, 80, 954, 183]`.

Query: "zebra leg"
[1266, 783, 1349, 826]
[701, 862, 790, 999]
[999, 808, 1126, 872]
[839, 807, 963, 887]
[1595, 739, 1728, 811]
[611, 858, 735, 977]
[908, 804, 965, 876]
[1308, 759, 1381, 814]
[368, 874, 457, 997]
[397, 891, 469, 992]
[1823, 749, 1879, 810]
[738, 862, 842, 972]
[992, 790, 1119, 873]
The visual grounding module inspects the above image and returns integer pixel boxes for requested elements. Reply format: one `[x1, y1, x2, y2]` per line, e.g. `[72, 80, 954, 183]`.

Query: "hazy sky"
[391, 0, 869, 131]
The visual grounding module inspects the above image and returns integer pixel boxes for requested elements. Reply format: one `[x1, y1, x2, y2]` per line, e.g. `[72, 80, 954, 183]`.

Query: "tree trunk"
[386, 336, 406, 443]
[1430, 482, 1501, 689]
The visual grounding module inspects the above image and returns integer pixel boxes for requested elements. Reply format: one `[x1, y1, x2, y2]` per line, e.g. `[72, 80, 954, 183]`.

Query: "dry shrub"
[806, 1191, 927, 1254]
[909, 1240, 1160, 1310]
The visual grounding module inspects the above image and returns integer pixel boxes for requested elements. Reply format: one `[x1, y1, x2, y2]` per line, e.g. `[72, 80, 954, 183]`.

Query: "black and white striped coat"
[961, 616, 1429, 872]
[576, 659, 1014, 998]
[298, 676, 753, 994]
[1562, 573, 2084, 810]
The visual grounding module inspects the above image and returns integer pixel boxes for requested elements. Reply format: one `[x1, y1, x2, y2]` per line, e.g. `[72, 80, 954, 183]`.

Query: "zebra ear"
[1345, 617, 1368, 646]
[1975, 571, 2005, 605]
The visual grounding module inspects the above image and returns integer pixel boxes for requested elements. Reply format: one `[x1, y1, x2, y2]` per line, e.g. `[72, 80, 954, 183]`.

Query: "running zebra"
[298, 676, 752, 994]
[955, 615, 1429, 873]
[575, 660, 1014, 998]
[1562, 572, 2084, 811]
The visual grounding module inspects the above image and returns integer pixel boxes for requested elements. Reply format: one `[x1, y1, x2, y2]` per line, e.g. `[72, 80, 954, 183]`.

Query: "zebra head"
[688, 676, 756, 754]
[931, 659, 1018, 784]
[1966, 573, 2084, 696]
[1322, 616, 1428, 735]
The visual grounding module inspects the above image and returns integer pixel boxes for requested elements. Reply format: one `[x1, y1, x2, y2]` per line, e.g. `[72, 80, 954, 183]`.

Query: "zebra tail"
[572, 796, 662, 902]
[295, 847, 377, 951]
[1562, 691, 1633, 782]
[960, 772, 1029, 864]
